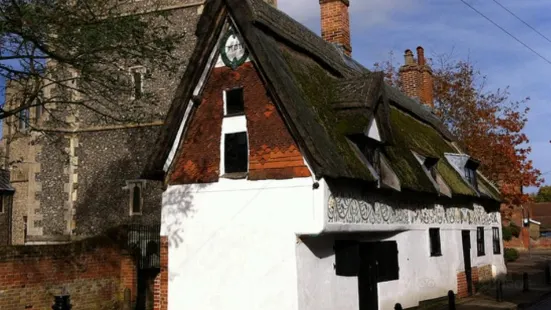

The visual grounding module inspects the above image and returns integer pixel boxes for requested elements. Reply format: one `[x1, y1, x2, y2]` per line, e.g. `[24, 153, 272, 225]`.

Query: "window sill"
[430, 253, 442, 257]
[224, 112, 246, 118]
[221, 172, 248, 180]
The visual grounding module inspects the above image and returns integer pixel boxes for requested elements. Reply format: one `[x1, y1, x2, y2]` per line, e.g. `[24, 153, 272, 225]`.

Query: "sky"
[278, 0, 551, 193]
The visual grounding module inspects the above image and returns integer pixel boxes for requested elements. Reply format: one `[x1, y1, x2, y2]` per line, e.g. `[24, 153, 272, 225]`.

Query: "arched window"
[132, 184, 141, 214]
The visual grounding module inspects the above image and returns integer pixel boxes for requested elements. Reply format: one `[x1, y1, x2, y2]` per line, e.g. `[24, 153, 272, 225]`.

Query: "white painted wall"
[162, 172, 506, 310]
[162, 177, 324, 310]
[296, 223, 507, 310]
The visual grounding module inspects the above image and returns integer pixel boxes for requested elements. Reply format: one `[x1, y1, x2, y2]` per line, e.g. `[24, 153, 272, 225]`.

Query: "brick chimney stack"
[319, 0, 351, 56]
[399, 46, 434, 108]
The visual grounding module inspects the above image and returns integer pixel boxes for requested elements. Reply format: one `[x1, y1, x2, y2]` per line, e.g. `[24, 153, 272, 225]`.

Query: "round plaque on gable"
[220, 28, 249, 70]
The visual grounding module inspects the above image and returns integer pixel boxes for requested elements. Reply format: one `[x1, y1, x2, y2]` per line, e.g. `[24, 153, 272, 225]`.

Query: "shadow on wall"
[74, 128, 165, 237]
[301, 231, 405, 260]
[162, 183, 209, 249]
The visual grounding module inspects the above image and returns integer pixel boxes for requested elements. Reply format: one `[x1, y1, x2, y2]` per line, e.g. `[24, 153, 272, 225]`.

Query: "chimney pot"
[417, 46, 425, 66]
[404, 49, 415, 65]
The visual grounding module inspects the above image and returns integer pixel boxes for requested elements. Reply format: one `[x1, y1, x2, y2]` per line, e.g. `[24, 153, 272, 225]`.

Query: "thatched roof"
[143, 0, 501, 204]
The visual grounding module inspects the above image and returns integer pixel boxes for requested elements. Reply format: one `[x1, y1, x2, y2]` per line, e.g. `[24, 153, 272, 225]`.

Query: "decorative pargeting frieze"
[327, 193, 499, 226]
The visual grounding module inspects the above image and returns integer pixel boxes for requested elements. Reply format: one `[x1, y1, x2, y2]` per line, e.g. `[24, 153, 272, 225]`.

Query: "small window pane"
[477, 227, 485, 256]
[132, 185, 141, 214]
[429, 228, 442, 256]
[225, 132, 248, 173]
[493, 227, 501, 254]
[226, 88, 244, 115]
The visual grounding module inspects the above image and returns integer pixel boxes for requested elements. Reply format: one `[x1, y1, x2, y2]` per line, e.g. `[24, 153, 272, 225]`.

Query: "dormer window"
[464, 159, 479, 188]
[224, 87, 245, 116]
[424, 157, 439, 181]
[348, 134, 381, 176]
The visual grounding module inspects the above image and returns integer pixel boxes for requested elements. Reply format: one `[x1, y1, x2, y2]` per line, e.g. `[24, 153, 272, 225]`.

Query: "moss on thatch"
[386, 107, 476, 196]
[280, 48, 375, 181]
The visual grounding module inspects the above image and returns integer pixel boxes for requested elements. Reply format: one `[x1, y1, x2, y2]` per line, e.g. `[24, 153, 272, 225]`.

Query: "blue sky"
[279, 0, 551, 192]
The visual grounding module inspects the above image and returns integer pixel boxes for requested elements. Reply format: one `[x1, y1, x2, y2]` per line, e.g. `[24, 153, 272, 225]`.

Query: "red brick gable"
[168, 62, 311, 184]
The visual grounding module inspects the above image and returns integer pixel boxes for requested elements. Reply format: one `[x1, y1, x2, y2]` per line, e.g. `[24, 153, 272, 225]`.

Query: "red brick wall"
[154, 236, 168, 310]
[0, 236, 136, 310]
[169, 62, 311, 184]
[457, 267, 478, 298]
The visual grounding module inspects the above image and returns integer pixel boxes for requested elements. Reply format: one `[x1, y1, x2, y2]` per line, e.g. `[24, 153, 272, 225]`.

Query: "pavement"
[415, 250, 551, 310]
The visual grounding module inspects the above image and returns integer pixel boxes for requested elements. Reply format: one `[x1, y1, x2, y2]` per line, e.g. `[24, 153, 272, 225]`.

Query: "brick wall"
[169, 62, 311, 184]
[319, 0, 351, 55]
[457, 267, 479, 298]
[154, 236, 168, 310]
[0, 233, 136, 310]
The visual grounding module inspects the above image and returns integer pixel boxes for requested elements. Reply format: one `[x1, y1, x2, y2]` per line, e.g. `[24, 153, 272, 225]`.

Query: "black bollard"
[547, 262, 551, 285]
[448, 290, 456, 310]
[523, 272, 530, 292]
[394, 303, 403, 310]
[496, 280, 503, 302]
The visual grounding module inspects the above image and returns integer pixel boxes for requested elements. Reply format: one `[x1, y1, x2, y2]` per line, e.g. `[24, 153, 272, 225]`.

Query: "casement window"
[464, 160, 479, 188]
[224, 87, 245, 116]
[429, 228, 442, 257]
[126, 180, 145, 215]
[493, 227, 501, 254]
[130, 66, 147, 100]
[224, 132, 248, 173]
[376, 241, 399, 282]
[334, 240, 399, 282]
[334, 240, 360, 277]
[477, 227, 485, 256]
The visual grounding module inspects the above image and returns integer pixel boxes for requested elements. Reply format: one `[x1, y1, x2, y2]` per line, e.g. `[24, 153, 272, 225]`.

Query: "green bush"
[510, 222, 521, 238]
[502, 225, 513, 241]
[504, 248, 519, 262]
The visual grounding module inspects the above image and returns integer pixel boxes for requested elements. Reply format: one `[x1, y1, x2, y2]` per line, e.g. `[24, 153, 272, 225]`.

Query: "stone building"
[1, 0, 252, 245]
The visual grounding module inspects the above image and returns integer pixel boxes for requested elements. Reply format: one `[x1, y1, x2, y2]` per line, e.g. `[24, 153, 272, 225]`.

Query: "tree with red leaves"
[374, 52, 543, 207]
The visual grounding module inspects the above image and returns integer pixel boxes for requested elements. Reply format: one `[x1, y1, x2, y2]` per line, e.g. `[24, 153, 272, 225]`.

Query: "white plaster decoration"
[327, 193, 499, 226]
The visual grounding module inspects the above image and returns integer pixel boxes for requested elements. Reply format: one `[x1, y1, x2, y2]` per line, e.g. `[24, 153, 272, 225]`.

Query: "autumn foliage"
[374, 52, 543, 206]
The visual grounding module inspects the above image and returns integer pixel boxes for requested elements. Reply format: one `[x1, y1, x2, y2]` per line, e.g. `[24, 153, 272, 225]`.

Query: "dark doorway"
[461, 230, 473, 296]
[358, 243, 379, 310]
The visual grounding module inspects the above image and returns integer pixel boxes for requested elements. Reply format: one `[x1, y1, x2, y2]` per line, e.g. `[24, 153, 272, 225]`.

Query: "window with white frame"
[129, 66, 147, 100]
[220, 87, 249, 177]
[126, 180, 145, 215]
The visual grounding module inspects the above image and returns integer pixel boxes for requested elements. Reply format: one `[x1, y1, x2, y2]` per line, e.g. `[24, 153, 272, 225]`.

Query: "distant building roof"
[529, 203, 551, 230]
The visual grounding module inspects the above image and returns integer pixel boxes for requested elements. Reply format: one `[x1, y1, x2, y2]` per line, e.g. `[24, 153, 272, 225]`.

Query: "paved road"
[526, 295, 551, 310]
